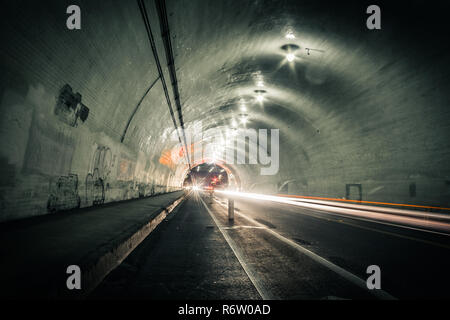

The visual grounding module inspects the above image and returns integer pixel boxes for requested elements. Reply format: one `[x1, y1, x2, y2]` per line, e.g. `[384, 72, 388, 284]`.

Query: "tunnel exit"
[183, 163, 230, 190]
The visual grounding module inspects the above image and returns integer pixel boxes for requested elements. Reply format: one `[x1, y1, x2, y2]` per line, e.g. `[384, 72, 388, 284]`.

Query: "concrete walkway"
[91, 193, 261, 300]
[0, 191, 186, 299]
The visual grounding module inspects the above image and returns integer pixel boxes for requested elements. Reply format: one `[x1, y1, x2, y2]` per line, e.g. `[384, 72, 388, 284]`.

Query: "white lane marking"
[223, 225, 267, 230]
[213, 198, 397, 300]
[198, 196, 275, 300]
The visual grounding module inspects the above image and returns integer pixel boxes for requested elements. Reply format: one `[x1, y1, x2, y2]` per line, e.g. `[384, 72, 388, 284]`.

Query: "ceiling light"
[286, 53, 295, 62]
[256, 95, 264, 103]
[240, 104, 247, 112]
[256, 81, 264, 87]
[231, 119, 237, 127]
[240, 117, 248, 124]
[285, 31, 295, 39]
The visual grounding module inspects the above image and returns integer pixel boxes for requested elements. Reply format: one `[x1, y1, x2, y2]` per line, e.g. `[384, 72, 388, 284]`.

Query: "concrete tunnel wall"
[1, 0, 450, 222]
[0, 1, 184, 222]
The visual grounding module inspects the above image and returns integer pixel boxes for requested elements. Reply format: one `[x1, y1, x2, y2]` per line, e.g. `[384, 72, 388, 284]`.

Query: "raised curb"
[74, 193, 188, 298]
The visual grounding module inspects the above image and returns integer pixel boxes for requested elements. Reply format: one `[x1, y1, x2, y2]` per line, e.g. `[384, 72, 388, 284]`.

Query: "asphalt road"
[92, 191, 450, 299]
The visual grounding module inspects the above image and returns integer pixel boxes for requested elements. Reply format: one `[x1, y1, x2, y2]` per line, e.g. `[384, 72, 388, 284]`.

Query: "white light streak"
[215, 190, 450, 234]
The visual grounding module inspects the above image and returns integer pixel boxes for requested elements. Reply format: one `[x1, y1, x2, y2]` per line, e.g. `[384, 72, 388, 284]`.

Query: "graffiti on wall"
[85, 146, 113, 206]
[117, 155, 135, 181]
[47, 173, 81, 212]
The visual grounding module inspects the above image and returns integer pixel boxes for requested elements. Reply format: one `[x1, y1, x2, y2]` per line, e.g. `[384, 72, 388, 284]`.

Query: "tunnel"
[183, 163, 231, 190]
[1, 0, 450, 303]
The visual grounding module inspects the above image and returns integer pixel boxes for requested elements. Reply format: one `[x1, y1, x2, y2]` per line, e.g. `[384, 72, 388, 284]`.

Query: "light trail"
[279, 196, 450, 222]
[215, 190, 450, 235]
[277, 194, 450, 212]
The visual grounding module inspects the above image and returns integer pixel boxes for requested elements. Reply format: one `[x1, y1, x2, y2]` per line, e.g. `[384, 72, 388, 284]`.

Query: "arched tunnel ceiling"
[163, 0, 450, 195]
[1, 0, 450, 221]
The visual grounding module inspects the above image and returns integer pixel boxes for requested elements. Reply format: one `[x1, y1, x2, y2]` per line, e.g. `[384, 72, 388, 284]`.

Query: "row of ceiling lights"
[228, 30, 298, 129]
[199, 28, 299, 165]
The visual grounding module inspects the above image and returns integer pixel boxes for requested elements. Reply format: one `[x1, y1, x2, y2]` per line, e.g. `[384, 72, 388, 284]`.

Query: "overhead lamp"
[281, 44, 299, 64]
[254, 89, 266, 103]
[285, 31, 295, 39]
[240, 104, 247, 112]
[286, 53, 295, 62]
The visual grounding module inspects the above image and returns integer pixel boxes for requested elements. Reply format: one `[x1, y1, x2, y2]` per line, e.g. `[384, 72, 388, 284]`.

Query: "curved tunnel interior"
[0, 0, 449, 223]
[2, 0, 450, 302]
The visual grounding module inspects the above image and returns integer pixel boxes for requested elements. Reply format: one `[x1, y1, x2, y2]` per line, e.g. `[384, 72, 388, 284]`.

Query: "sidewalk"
[91, 194, 261, 300]
[0, 190, 186, 299]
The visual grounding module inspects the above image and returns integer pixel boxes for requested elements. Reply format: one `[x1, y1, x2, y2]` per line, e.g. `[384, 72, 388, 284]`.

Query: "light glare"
[285, 32, 295, 39]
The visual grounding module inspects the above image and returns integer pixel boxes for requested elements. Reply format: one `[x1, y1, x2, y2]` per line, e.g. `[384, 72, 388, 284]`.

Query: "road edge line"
[199, 195, 275, 300]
